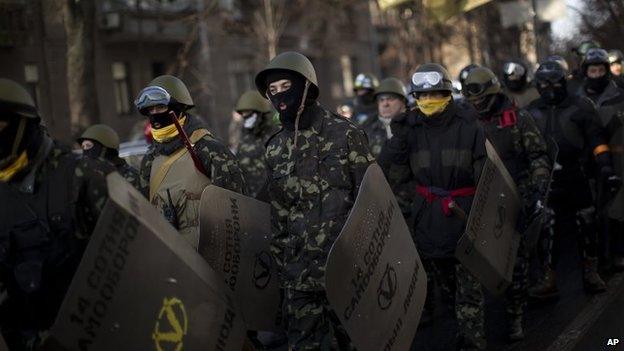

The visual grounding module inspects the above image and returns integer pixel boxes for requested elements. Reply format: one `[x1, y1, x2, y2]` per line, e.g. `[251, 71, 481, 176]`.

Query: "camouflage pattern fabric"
[506, 240, 529, 319]
[139, 114, 246, 198]
[264, 104, 374, 291]
[428, 258, 486, 350]
[362, 115, 390, 158]
[95, 155, 140, 190]
[236, 113, 279, 197]
[282, 289, 354, 350]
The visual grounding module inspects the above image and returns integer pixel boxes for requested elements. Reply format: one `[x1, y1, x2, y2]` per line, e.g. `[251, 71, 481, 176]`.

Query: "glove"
[600, 165, 622, 196]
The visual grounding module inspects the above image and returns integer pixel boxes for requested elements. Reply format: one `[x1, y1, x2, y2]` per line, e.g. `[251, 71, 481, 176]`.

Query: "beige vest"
[149, 129, 211, 248]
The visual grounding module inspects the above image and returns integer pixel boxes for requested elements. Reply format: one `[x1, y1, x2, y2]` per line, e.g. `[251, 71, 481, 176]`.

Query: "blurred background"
[0, 0, 619, 144]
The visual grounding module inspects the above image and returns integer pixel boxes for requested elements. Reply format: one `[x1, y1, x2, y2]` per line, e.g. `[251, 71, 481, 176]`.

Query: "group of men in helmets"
[0, 36, 623, 351]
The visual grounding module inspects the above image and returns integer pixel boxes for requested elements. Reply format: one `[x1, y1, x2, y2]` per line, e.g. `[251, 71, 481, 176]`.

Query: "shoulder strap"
[149, 129, 210, 202]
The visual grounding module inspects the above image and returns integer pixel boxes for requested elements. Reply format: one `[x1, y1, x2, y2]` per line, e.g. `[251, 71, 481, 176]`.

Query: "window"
[111, 62, 131, 114]
[23, 64, 40, 105]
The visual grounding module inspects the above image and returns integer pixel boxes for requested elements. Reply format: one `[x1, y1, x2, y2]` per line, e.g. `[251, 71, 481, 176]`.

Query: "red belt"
[416, 185, 476, 216]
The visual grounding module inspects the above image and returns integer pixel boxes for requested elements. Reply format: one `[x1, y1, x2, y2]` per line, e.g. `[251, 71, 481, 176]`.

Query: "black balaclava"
[265, 70, 312, 131]
[537, 79, 568, 105]
[585, 73, 610, 94]
[356, 89, 376, 106]
[505, 78, 527, 92]
[148, 102, 185, 129]
[472, 93, 502, 118]
[82, 140, 105, 159]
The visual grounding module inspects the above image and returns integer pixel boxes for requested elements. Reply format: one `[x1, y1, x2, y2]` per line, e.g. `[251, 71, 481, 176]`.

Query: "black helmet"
[409, 63, 453, 95]
[582, 48, 610, 76]
[353, 73, 380, 91]
[545, 54, 569, 73]
[502, 60, 528, 91]
[535, 61, 567, 84]
[458, 64, 479, 89]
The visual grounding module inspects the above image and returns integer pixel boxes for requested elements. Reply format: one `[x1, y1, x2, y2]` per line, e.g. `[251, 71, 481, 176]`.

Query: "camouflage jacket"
[362, 114, 391, 159]
[236, 113, 279, 198]
[265, 104, 374, 291]
[0, 134, 109, 342]
[477, 94, 551, 198]
[138, 114, 246, 197]
[95, 155, 140, 189]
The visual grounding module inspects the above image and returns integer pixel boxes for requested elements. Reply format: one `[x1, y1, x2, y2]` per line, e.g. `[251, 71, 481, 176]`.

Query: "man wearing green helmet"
[135, 75, 246, 248]
[233, 90, 278, 198]
[362, 77, 407, 158]
[380, 63, 487, 350]
[0, 79, 109, 349]
[77, 124, 139, 188]
[463, 66, 552, 341]
[352, 72, 380, 125]
[256, 51, 374, 350]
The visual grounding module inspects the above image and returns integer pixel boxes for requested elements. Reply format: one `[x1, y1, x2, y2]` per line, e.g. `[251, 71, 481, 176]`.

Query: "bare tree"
[254, 0, 288, 60]
[61, 0, 99, 135]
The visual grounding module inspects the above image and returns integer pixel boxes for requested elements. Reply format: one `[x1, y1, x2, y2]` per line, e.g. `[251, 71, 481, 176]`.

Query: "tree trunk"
[62, 0, 99, 135]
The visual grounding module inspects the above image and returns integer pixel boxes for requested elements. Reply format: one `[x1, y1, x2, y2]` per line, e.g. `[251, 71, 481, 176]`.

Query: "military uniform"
[381, 63, 487, 350]
[136, 75, 246, 249]
[257, 52, 373, 350]
[464, 67, 551, 340]
[0, 79, 109, 350]
[234, 91, 279, 198]
[77, 124, 140, 189]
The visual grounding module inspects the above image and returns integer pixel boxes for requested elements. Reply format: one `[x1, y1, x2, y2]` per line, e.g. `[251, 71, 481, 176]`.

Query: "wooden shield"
[198, 185, 281, 331]
[325, 164, 427, 351]
[44, 173, 246, 351]
[455, 140, 522, 295]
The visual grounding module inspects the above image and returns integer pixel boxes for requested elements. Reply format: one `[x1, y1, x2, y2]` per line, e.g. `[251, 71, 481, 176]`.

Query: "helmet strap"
[293, 80, 310, 148]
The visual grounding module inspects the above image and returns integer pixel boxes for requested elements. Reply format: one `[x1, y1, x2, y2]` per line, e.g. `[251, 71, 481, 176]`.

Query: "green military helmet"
[148, 75, 194, 108]
[0, 78, 39, 118]
[375, 77, 407, 101]
[77, 124, 120, 150]
[235, 90, 272, 114]
[354, 73, 380, 91]
[255, 51, 319, 100]
[462, 67, 502, 99]
[409, 63, 454, 95]
[574, 40, 601, 57]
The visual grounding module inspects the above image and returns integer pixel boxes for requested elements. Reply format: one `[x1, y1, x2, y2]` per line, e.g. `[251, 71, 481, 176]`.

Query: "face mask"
[416, 96, 452, 117]
[151, 116, 187, 143]
[268, 78, 306, 129]
[243, 113, 258, 129]
[0, 115, 27, 169]
[82, 142, 104, 159]
[149, 111, 174, 129]
[505, 78, 525, 92]
[537, 84, 567, 105]
[357, 90, 376, 105]
[585, 75, 609, 94]
[469, 94, 498, 117]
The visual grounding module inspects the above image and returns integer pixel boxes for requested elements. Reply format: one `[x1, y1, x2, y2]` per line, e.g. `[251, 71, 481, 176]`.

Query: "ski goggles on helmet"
[462, 80, 496, 97]
[584, 48, 609, 64]
[411, 71, 444, 89]
[503, 62, 526, 79]
[354, 74, 375, 90]
[535, 62, 566, 84]
[134, 86, 171, 112]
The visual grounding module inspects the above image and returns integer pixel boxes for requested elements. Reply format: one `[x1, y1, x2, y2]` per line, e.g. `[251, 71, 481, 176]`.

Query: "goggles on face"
[134, 86, 171, 111]
[463, 80, 495, 97]
[536, 63, 566, 84]
[411, 71, 443, 89]
[503, 62, 526, 78]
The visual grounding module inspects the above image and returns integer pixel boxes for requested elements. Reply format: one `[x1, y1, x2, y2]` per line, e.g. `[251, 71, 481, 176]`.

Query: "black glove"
[600, 165, 622, 195]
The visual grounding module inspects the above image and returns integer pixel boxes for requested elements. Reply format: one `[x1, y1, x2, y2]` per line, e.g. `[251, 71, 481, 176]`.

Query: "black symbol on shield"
[377, 263, 398, 310]
[253, 251, 272, 289]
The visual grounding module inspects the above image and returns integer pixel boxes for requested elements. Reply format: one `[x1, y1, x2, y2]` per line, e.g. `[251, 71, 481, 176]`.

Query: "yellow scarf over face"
[416, 96, 452, 117]
[0, 151, 29, 182]
[151, 116, 187, 143]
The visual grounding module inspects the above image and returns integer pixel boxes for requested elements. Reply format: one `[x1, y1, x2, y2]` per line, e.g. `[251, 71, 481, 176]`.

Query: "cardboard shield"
[44, 173, 245, 351]
[198, 185, 281, 331]
[325, 164, 427, 351]
[455, 140, 522, 295]
[525, 137, 559, 251]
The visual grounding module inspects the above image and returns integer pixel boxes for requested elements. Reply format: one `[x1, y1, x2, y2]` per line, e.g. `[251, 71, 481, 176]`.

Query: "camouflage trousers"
[282, 289, 355, 351]
[428, 258, 486, 350]
[505, 239, 529, 319]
